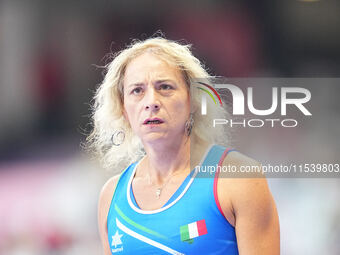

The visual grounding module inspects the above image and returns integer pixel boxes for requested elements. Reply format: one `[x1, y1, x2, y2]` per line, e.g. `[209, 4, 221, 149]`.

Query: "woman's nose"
[145, 104, 159, 111]
[144, 88, 160, 111]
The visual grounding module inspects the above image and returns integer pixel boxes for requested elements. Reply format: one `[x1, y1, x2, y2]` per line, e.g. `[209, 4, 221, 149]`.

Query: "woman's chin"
[141, 132, 188, 147]
[141, 133, 169, 144]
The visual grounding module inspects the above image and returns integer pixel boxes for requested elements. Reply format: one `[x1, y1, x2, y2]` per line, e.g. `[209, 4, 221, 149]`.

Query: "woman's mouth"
[143, 118, 164, 125]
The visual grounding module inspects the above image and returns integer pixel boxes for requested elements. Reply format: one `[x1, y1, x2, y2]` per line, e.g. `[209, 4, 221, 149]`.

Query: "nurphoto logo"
[196, 80, 312, 128]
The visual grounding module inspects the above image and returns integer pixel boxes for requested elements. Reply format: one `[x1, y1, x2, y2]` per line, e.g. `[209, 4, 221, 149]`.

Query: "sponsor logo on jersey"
[111, 230, 124, 253]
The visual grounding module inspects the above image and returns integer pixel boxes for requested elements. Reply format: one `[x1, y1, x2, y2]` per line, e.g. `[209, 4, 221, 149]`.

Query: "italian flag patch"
[180, 219, 208, 243]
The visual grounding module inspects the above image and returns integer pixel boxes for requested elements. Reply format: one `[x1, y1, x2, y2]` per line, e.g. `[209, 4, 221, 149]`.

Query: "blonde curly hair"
[85, 37, 231, 172]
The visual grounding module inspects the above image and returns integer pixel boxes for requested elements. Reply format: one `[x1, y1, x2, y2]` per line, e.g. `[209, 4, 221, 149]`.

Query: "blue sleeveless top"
[107, 144, 239, 254]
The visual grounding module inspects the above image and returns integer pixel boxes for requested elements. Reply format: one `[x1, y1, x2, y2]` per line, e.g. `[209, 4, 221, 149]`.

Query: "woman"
[87, 37, 280, 254]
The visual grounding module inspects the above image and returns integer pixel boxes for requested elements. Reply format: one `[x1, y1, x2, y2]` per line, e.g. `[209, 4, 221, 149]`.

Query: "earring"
[111, 130, 125, 146]
[185, 113, 194, 136]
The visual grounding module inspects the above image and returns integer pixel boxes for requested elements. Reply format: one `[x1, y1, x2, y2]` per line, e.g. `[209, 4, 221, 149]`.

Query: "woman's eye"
[131, 87, 142, 95]
[160, 84, 173, 90]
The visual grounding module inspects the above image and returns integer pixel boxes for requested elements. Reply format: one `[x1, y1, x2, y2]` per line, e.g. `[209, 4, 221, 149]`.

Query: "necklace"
[146, 159, 190, 199]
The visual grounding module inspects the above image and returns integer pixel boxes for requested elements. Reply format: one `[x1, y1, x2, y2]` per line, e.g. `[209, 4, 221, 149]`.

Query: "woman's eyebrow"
[127, 82, 144, 88]
[127, 79, 176, 88]
[154, 79, 176, 84]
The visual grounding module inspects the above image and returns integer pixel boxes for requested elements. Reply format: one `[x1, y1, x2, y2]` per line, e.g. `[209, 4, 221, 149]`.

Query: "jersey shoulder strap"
[110, 161, 137, 201]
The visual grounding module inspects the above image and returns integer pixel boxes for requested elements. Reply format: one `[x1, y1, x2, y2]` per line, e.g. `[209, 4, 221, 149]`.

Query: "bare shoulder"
[98, 174, 121, 211]
[98, 174, 121, 255]
[217, 151, 274, 225]
[218, 151, 280, 254]
[218, 150, 267, 193]
[223, 150, 263, 175]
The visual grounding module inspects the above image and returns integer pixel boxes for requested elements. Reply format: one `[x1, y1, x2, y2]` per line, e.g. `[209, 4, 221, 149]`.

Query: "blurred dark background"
[0, 0, 339, 254]
[2, 0, 340, 161]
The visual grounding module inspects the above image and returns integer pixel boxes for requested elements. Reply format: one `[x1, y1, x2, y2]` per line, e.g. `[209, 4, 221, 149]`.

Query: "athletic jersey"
[107, 144, 239, 254]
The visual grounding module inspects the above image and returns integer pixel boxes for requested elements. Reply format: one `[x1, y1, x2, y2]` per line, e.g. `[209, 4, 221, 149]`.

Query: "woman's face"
[123, 52, 190, 144]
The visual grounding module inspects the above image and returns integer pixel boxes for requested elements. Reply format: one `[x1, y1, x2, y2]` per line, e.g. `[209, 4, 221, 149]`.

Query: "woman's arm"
[98, 175, 120, 255]
[218, 152, 280, 255]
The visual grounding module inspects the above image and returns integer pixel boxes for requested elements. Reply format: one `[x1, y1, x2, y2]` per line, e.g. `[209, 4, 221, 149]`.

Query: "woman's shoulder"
[217, 150, 274, 224]
[220, 150, 268, 191]
[223, 150, 262, 172]
[99, 161, 137, 202]
[102, 174, 121, 193]
[218, 150, 280, 253]
[97, 173, 123, 255]
[98, 174, 121, 209]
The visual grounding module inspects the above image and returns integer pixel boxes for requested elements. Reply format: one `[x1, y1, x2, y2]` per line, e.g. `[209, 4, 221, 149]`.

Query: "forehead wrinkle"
[124, 53, 184, 90]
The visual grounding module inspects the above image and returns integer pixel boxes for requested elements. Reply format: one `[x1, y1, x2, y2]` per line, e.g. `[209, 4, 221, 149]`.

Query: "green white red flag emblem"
[180, 219, 208, 243]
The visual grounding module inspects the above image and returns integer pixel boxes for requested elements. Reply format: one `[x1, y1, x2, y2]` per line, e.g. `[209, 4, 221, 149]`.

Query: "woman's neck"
[138, 136, 211, 185]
